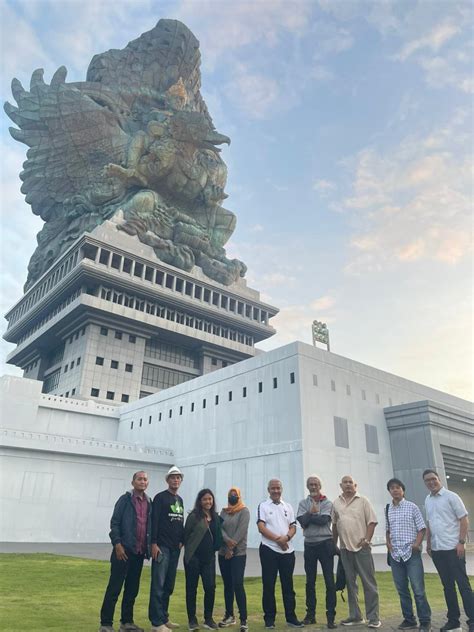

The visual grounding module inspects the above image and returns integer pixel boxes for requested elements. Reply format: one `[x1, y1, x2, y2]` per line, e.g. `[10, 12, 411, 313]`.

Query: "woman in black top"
[184, 489, 222, 631]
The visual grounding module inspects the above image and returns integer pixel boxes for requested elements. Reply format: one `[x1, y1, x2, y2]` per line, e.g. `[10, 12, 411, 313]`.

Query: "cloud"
[177, 0, 312, 68]
[313, 179, 336, 195]
[224, 64, 281, 119]
[342, 112, 472, 273]
[395, 20, 460, 61]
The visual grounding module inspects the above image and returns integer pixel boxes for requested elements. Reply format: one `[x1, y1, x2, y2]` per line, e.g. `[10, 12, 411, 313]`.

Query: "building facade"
[3, 218, 278, 404]
[1, 341, 472, 545]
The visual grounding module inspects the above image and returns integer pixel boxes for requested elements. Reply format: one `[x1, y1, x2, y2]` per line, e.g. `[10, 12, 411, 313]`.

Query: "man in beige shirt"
[332, 475, 380, 628]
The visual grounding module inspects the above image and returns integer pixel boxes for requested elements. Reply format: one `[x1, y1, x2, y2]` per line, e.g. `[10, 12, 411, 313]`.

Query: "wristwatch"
[458, 539, 466, 544]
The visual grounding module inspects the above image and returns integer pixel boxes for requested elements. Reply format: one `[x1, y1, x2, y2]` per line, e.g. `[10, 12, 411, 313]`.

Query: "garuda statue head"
[4, 19, 247, 289]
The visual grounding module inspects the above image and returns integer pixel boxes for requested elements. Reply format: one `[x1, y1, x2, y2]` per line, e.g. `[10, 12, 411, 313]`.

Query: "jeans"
[218, 554, 248, 621]
[259, 544, 297, 625]
[340, 548, 379, 622]
[100, 548, 144, 626]
[149, 545, 181, 626]
[185, 554, 216, 622]
[390, 551, 431, 624]
[432, 549, 474, 625]
[304, 539, 337, 621]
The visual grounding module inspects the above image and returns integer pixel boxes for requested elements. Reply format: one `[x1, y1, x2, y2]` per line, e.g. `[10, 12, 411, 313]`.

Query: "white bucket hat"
[165, 465, 184, 481]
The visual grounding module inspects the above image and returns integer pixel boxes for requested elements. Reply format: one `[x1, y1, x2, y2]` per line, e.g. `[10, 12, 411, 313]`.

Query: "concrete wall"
[117, 343, 304, 549]
[0, 375, 174, 542]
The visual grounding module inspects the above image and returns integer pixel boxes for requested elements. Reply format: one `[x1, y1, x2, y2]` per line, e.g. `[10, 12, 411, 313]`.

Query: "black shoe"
[440, 623, 461, 632]
[304, 617, 316, 626]
[189, 620, 200, 632]
[398, 621, 418, 630]
[240, 622, 249, 632]
[287, 621, 305, 629]
[203, 622, 218, 631]
[328, 622, 338, 629]
[419, 624, 431, 632]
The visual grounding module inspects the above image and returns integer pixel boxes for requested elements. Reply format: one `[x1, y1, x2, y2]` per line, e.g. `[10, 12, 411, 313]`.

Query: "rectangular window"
[228, 391, 233, 402]
[125, 363, 133, 373]
[111, 360, 119, 369]
[203, 399, 207, 409]
[346, 384, 351, 396]
[169, 409, 172, 418]
[331, 379, 336, 392]
[106, 391, 115, 400]
[121, 394, 130, 403]
[71, 388, 76, 395]
[115, 331, 123, 340]
[334, 416, 349, 449]
[242, 387, 247, 398]
[215, 395, 219, 405]
[273, 377, 278, 389]
[365, 424, 379, 454]
[313, 374, 318, 386]
[211, 358, 218, 366]
[179, 406, 183, 416]
[149, 415, 152, 423]
[191, 403, 195, 412]
[77, 357, 81, 366]
[159, 412, 162, 421]
[100, 327, 108, 336]
[91, 388, 100, 397]
[361, 389, 366, 401]
[64, 364, 68, 373]
[96, 356, 104, 366]
[139, 418, 143, 427]
[129, 335, 136, 343]
[290, 372, 295, 384]
[130, 421, 134, 429]
[70, 360, 75, 369]
[258, 381, 263, 393]
[65, 391, 69, 398]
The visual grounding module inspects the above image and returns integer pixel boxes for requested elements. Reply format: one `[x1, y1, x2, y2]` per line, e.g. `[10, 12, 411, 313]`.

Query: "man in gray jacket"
[297, 475, 337, 628]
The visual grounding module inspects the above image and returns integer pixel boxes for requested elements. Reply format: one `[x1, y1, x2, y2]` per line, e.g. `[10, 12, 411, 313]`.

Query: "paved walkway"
[1, 542, 472, 575]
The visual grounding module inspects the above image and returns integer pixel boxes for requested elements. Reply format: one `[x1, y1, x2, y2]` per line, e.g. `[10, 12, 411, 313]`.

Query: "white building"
[2, 341, 472, 546]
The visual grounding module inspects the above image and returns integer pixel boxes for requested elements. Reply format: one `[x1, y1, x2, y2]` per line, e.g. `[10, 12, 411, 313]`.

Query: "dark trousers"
[259, 543, 297, 625]
[185, 554, 216, 621]
[100, 548, 144, 626]
[218, 554, 248, 622]
[432, 549, 474, 625]
[304, 540, 337, 621]
[149, 545, 181, 626]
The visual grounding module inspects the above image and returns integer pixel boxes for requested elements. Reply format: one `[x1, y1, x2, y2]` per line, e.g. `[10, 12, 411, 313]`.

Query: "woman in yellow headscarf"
[218, 487, 250, 632]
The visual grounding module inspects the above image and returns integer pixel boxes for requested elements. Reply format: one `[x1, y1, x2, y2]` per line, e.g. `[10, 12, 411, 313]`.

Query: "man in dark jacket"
[99, 470, 152, 632]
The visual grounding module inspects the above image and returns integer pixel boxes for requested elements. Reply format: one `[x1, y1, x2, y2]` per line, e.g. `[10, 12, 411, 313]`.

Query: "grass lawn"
[0, 554, 458, 631]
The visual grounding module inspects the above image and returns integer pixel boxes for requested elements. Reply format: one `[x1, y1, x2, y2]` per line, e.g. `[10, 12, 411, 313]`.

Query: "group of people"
[98, 467, 473, 632]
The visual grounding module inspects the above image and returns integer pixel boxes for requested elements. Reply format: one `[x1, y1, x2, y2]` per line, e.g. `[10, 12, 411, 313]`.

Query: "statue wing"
[4, 66, 129, 221]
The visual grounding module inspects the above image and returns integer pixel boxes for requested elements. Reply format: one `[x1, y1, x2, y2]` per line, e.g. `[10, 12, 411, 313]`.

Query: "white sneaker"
[166, 623, 181, 630]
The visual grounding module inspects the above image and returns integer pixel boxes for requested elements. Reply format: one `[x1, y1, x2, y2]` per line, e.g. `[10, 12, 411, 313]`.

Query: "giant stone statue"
[4, 19, 247, 290]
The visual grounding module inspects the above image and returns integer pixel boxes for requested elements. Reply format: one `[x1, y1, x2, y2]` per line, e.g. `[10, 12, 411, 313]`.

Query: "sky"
[0, 0, 472, 400]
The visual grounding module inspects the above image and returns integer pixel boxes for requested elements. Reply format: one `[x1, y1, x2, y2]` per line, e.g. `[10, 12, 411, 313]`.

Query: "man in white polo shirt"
[257, 479, 303, 629]
[423, 469, 473, 632]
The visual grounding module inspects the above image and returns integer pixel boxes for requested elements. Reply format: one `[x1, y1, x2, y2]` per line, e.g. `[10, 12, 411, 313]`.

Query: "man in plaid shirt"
[386, 478, 431, 632]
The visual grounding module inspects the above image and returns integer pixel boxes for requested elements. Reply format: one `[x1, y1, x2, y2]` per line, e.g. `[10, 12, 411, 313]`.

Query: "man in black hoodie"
[99, 470, 152, 632]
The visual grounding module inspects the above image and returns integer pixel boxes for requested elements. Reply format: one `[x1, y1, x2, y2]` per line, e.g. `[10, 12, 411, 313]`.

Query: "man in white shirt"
[423, 469, 473, 632]
[257, 479, 303, 629]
